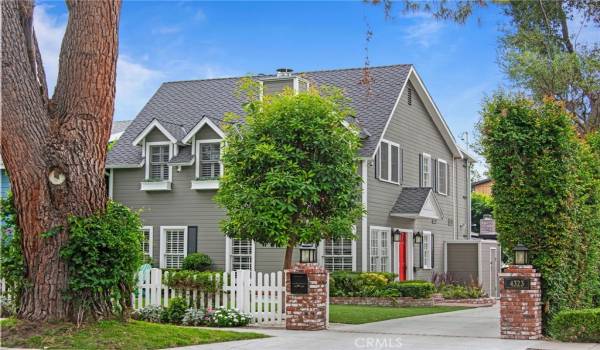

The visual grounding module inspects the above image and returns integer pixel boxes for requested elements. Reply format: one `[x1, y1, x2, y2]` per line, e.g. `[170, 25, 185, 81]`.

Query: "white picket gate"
[133, 268, 285, 325]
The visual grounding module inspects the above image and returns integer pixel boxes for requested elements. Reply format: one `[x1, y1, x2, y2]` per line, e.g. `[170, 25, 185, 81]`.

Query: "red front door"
[398, 232, 407, 281]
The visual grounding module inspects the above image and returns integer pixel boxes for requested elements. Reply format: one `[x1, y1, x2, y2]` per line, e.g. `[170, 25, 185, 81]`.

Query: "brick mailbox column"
[499, 265, 542, 340]
[285, 263, 329, 330]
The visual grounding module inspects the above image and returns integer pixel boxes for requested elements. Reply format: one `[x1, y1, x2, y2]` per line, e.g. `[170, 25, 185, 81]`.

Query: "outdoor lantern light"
[393, 229, 401, 242]
[299, 244, 317, 263]
[513, 244, 529, 265]
[413, 231, 423, 244]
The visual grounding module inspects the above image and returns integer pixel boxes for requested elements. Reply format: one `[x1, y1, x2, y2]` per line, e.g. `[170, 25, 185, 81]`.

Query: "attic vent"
[407, 87, 412, 105]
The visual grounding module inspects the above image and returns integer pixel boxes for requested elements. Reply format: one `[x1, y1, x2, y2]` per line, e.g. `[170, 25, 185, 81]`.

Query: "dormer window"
[149, 144, 170, 181]
[199, 143, 221, 179]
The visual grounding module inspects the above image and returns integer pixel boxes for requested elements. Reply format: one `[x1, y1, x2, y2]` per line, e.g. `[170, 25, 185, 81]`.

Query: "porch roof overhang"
[389, 187, 443, 220]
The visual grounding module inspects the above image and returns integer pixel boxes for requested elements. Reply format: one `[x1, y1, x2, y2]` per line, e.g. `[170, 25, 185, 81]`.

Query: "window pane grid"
[150, 145, 169, 181]
[323, 238, 353, 271]
[141, 229, 151, 257]
[231, 239, 253, 271]
[199, 143, 221, 178]
[369, 228, 389, 272]
[164, 229, 185, 269]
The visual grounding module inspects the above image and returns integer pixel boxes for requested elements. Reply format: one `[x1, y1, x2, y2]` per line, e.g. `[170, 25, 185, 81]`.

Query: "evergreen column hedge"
[480, 95, 600, 327]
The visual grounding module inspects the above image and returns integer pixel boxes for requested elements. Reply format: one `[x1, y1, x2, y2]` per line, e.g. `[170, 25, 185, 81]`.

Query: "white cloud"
[33, 5, 66, 92]
[402, 18, 444, 48]
[115, 56, 164, 120]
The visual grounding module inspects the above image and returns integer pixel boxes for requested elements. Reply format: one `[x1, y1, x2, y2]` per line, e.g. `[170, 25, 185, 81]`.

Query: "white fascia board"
[132, 119, 177, 146]
[181, 117, 225, 144]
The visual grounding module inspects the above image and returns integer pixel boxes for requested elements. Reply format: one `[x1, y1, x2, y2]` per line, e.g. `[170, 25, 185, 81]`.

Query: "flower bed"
[330, 295, 495, 308]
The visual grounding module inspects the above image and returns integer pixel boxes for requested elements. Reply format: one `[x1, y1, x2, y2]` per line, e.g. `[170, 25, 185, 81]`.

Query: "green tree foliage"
[0, 192, 26, 307]
[60, 201, 144, 321]
[499, 0, 600, 134]
[481, 95, 600, 326]
[215, 80, 364, 269]
[471, 192, 494, 233]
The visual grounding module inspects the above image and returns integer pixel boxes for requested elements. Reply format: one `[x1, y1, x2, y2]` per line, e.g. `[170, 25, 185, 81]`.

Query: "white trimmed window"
[141, 226, 153, 258]
[160, 226, 187, 269]
[437, 159, 448, 195]
[421, 153, 432, 187]
[323, 238, 353, 271]
[422, 231, 432, 269]
[146, 142, 172, 181]
[196, 141, 222, 180]
[230, 239, 254, 271]
[377, 140, 400, 184]
[369, 227, 391, 272]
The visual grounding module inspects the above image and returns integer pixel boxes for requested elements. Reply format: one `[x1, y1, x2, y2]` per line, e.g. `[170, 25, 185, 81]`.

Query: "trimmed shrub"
[163, 270, 221, 293]
[390, 281, 435, 299]
[548, 308, 600, 342]
[329, 272, 398, 297]
[438, 284, 486, 299]
[132, 305, 163, 323]
[161, 297, 188, 324]
[182, 253, 212, 272]
[182, 308, 206, 326]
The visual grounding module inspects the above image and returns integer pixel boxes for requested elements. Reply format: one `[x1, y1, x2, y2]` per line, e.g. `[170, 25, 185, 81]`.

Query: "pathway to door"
[169, 305, 599, 350]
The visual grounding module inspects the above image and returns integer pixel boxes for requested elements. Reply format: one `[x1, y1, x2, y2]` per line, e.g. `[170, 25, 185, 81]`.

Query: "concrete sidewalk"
[170, 306, 600, 350]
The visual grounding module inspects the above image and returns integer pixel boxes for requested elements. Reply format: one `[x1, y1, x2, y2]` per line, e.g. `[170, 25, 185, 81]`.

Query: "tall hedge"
[480, 96, 600, 326]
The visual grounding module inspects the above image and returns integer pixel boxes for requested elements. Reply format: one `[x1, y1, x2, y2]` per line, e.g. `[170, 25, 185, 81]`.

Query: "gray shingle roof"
[168, 146, 193, 165]
[390, 187, 432, 214]
[111, 120, 132, 135]
[107, 64, 411, 167]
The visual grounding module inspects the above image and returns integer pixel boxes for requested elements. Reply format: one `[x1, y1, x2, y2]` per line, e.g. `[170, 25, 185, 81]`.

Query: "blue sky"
[36, 1, 512, 151]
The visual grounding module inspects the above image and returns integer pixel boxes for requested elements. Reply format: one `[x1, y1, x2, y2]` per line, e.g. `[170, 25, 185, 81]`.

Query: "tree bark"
[284, 245, 294, 270]
[1, 0, 121, 321]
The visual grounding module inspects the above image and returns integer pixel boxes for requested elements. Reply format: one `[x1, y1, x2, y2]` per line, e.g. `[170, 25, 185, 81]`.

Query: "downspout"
[452, 158, 457, 240]
[361, 159, 368, 272]
[466, 159, 471, 239]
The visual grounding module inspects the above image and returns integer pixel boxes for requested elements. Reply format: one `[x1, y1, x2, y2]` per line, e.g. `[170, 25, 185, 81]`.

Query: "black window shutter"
[419, 238, 424, 268]
[419, 154, 423, 187]
[433, 159, 438, 192]
[431, 234, 435, 268]
[187, 226, 198, 254]
[375, 149, 379, 179]
[400, 148, 404, 185]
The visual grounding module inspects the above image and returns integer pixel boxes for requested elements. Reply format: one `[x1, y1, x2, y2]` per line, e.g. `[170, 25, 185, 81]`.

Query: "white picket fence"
[133, 268, 285, 324]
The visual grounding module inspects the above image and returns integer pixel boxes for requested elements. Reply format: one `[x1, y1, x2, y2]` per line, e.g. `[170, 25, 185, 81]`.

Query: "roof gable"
[390, 187, 443, 219]
[374, 67, 462, 159]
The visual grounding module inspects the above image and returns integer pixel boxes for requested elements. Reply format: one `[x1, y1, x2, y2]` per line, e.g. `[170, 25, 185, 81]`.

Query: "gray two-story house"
[107, 64, 497, 290]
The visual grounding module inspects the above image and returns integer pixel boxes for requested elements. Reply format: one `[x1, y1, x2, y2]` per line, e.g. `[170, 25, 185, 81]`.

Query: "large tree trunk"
[1, 0, 120, 321]
[284, 245, 294, 270]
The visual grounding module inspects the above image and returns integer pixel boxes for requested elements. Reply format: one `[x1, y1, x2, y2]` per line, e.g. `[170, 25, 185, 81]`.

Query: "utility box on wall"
[444, 240, 501, 297]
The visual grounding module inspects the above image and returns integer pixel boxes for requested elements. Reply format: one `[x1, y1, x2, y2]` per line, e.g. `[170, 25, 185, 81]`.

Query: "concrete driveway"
[171, 305, 600, 350]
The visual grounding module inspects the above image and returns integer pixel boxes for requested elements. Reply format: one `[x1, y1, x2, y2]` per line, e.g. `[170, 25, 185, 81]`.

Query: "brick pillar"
[499, 265, 542, 340]
[285, 263, 328, 330]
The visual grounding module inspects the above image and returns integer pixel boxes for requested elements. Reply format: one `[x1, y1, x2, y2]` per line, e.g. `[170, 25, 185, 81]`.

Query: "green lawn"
[329, 305, 468, 324]
[0, 318, 267, 349]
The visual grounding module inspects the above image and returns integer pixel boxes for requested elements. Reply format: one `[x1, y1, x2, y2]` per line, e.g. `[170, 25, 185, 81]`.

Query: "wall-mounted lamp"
[513, 244, 529, 266]
[413, 231, 423, 244]
[299, 244, 317, 263]
[392, 229, 401, 242]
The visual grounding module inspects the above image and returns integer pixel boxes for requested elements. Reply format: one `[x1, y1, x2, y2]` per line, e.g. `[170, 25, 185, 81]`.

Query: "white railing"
[133, 268, 285, 325]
